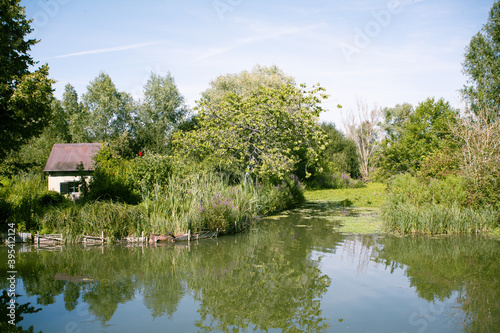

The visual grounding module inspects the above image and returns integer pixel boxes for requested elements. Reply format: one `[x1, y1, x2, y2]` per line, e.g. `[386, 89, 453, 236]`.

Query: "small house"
[44, 143, 101, 199]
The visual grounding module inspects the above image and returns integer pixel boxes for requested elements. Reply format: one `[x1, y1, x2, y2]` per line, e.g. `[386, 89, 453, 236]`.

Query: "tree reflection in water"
[0, 220, 498, 332]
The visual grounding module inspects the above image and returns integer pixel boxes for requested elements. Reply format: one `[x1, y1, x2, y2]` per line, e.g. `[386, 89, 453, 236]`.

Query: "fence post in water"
[188, 230, 191, 245]
[101, 231, 104, 243]
[235, 221, 237, 233]
[142, 231, 144, 243]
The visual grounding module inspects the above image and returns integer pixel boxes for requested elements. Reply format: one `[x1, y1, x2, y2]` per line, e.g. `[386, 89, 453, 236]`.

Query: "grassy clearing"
[304, 183, 387, 208]
[303, 183, 387, 234]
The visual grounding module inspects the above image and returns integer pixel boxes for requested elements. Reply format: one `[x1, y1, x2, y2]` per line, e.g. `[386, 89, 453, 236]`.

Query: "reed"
[382, 202, 499, 235]
[41, 172, 304, 241]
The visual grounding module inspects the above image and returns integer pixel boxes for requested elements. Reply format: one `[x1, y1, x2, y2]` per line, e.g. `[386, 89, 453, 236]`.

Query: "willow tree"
[173, 67, 328, 182]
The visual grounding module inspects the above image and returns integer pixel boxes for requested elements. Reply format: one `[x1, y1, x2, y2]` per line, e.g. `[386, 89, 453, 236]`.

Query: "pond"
[1, 206, 499, 333]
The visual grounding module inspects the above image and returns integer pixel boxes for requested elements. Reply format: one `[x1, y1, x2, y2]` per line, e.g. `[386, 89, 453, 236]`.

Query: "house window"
[60, 182, 80, 195]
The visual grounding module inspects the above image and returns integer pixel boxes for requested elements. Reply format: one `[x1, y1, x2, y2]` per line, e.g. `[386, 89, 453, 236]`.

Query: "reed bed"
[381, 174, 499, 235]
[41, 172, 304, 241]
[382, 203, 499, 235]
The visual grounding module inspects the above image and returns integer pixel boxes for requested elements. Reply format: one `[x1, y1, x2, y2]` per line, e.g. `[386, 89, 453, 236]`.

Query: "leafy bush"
[128, 154, 173, 193]
[386, 174, 467, 207]
[305, 172, 364, 190]
[382, 173, 499, 234]
[0, 173, 70, 232]
[86, 146, 140, 204]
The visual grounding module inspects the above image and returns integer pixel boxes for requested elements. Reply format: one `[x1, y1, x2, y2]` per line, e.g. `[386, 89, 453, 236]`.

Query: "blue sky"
[22, 0, 495, 126]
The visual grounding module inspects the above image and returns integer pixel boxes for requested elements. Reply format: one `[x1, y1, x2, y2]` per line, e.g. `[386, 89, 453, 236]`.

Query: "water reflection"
[0, 214, 498, 332]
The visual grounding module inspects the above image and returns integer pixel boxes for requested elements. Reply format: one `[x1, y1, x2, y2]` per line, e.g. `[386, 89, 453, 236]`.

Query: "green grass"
[304, 183, 387, 208]
[303, 183, 387, 234]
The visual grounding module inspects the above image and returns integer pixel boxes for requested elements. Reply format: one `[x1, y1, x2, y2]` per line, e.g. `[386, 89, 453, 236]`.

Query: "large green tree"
[377, 98, 458, 177]
[0, 0, 54, 161]
[462, 0, 500, 120]
[81, 72, 134, 143]
[135, 72, 188, 154]
[173, 66, 328, 182]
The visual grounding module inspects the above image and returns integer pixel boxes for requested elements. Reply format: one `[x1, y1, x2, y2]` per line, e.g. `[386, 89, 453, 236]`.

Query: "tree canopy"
[173, 66, 328, 182]
[0, 0, 54, 161]
[135, 72, 188, 154]
[81, 72, 134, 143]
[462, 0, 500, 120]
[377, 98, 458, 176]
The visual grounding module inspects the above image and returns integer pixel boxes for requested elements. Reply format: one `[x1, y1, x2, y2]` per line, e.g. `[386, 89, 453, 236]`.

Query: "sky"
[22, 0, 496, 127]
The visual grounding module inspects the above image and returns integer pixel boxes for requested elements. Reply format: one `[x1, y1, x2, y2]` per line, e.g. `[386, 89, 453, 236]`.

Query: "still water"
[1, 209, 499, 333]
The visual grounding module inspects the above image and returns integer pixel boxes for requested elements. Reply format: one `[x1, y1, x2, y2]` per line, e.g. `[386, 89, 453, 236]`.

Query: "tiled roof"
[44, 143, 101, 172]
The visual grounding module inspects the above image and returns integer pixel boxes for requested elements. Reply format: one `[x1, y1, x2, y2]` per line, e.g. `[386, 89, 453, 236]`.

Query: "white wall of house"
[48, 175, 91, 200]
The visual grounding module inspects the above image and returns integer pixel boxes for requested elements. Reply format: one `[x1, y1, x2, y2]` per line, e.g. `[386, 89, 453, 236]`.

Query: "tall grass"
[1, 172, 68, 232]
[382, 174, 500, 234]
[41, 172, 305, 241]
[382, 202, 498, 234]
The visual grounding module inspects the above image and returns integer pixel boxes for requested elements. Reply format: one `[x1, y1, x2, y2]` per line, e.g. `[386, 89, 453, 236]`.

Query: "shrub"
[382, 173, 499, 234]
[128, 154, 173, 193]
[305, 172, 364, 190]
[86, 147, 140, 204]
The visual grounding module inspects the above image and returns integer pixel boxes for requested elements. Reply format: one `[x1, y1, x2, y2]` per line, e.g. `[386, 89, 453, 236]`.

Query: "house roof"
[44, 143, 101, 172]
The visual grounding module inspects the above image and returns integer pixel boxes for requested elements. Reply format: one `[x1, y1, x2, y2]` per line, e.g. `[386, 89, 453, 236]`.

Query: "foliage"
[86, 145, 140, 204]
[173, 67, 328, 183]
[382, 174, 499, 234]
[135, 72, 189, 154]
[1, 98, 72, 175]
[306, 172, 364, 190]
[0, 172, 68, 232]
[385, 173, 468, 207]
[80, 72, 134, 142]
[128, 153, 173, 194]
[416, 146, 460, 180]
[0, 0, 54, 161]
[451, 106, 500, 208]
[462, 0, 500, 120]
[306, 122, 360, 188]
[42, 171, 305, 238]
[377, 98, 459, 177]
[200, 64, 295, 104]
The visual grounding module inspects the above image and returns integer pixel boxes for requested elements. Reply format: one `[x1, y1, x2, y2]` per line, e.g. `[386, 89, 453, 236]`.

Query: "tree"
[62, 83, 88, 143]
[318, 122, 359, 178]
[173, 66, 328, 182]
[377, 98, 458, 177]
[0, 0, 54, 161]
[81, 72, 134, 142]
[342, 98, 381, 181]
[451, 105, 500, 206]
[135, 72, 188, 154]
[462, 0, 500, 120]
[201, 64, 295, 104]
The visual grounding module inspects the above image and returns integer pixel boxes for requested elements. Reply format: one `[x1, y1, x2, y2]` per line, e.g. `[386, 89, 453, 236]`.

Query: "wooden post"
[101, 231, 104, 243]
[235, 221, 237, 233]
[188, 230, 191, 244]
[141, 231, 144, 243]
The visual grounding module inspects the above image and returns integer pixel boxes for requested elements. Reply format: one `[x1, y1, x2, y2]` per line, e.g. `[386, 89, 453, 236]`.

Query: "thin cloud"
[43, 41, 167, 60]
[195, 23, 326, 61]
